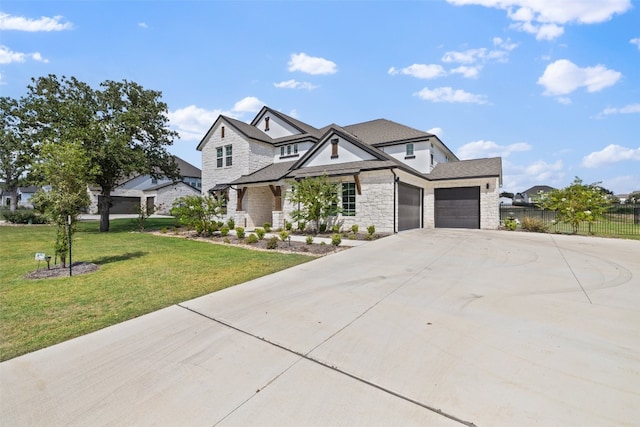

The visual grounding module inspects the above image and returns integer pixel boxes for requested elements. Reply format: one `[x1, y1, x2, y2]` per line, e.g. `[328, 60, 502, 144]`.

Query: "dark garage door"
[99, 196, 141, 214]
[435, 187, 480, 229]
[398, 182, 422, 231]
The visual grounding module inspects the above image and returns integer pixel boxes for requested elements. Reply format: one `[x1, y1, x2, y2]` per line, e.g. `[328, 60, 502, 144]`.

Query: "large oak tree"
[22, 75, 179, 231]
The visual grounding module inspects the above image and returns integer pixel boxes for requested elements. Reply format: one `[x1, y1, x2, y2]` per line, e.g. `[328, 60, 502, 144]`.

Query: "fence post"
[635, 207, 639, 225]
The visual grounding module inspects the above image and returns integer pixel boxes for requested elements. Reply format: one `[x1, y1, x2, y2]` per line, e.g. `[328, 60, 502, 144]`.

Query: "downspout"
[391, 169, 398, 234]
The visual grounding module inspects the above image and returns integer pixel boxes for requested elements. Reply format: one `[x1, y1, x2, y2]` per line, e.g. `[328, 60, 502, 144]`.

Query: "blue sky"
[2, 0, 639, 194]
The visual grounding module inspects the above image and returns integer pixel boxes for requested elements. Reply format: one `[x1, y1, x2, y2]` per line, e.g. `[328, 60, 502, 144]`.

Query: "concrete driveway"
[1, 229, 639, 426]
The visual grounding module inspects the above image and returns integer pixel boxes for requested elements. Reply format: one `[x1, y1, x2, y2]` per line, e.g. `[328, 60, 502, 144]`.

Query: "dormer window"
[405, 143, 415, 159]
[264, 117, 270, 131]
[331, 138, 339, 158]
[279, 143, 299, 158]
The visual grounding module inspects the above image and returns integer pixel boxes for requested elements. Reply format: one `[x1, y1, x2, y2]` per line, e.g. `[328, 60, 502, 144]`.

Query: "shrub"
[266, 236, 279, 249]
[285, 221, 293, 231]
[235, 227, 245, 239]
[161, 227, 168, 234]
[305, 235, 314, 245]
[220, 226, 229, 236]
[263, 222, 271, 232]
[521, 216, 547, 233]
[331, 233, 342, 246]
[1, 210, 48, 224]
[297, 221, 306, 232]
[255, 227, 266, 240]
[351, 224, 359, 234]
[332, 224, 340, 233]
[246, 233, 259, 244]
[504, 217, 517, 231]
[279, 230, 289, 241]
[367, 225, 375, 236]
[223, 237, 230, 244]
[227, 218, 235, 230]
[319, 223, 327, 233]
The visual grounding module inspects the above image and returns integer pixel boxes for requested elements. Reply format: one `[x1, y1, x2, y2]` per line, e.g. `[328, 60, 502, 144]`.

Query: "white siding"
[255, 114, 301, 139]
[273, 141, 314, 163]
[305, 136, 376, 167]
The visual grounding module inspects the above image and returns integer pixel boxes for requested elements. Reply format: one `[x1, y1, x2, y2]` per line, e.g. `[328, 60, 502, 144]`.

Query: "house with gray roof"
[197, 106, 502, 233]
[87, 156, 201, 215]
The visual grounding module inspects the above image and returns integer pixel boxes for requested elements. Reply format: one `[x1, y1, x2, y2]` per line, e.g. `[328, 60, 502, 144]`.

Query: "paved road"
[1, 229, 639, 426]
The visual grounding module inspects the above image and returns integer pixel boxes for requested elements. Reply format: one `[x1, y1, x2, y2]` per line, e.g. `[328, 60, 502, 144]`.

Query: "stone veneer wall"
[424, 176, 501, 229]
[152, 184, 200, 214]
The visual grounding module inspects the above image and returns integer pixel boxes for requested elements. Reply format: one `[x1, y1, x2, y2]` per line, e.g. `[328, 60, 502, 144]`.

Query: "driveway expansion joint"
[177, 303, 479, 427]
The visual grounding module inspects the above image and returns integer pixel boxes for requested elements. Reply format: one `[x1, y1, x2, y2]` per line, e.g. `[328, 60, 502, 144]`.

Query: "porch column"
[269, 185, 282, 211]
[236, 187, 246, 211]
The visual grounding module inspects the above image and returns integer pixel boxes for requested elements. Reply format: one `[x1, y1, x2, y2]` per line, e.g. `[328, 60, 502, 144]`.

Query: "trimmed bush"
[266, 236, 279, 249]
[227, 218, 235, 230]
[285, 221, 293, 231]
[521, 216, 547, 233]
[351, 224, 359, 234]
[504, 218, 517, 231]
[331, 233, 342, 246]
[255, 227, 266, 240]
[263, 222, 271, 232]
[367, 225, 375, 236]
[305, 235, 314, 245]
[246, 233, 259, 244]
[279, 230, 289, 242]
[220, 226, 229, 236]
[235, 227, 245, 239]
[1, 210, 48, 224]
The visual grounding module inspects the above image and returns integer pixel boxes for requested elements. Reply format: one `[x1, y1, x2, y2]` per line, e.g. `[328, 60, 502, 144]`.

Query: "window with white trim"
[216, 147, 223, 168]
[342, 183, 356, 216]
[406, 143, 414, 158]
[225, 145, 233, 166]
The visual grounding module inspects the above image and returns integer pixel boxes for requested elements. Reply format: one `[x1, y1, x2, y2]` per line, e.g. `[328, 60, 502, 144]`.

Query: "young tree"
[0, 96, 34, 212]
[31, 141, 93, 267]
[537, 177, 612, 234]
[170, 195, 225, 235]
[287, 174, 340, 233]
[21, 75, 179, 232]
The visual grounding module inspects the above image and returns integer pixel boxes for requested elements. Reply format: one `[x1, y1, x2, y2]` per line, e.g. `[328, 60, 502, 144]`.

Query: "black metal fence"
[499, 204, 640, 237]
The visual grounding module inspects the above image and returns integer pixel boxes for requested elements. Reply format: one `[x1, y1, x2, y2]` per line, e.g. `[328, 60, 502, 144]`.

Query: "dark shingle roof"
[522, 185, 555, 194]
[231, 161, 297, 185]
[174, 156, 201, 178]
[287, 160, 398, 179]
[428, 157, 502, 180]
[342, 119, 433, 145]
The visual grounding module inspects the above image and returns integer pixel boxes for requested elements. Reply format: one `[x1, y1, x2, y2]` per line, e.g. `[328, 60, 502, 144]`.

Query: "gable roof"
[231, 161, 297, 185]
[343, 119, 433, 145]
[428, 157, 502, 182]
[521, 185, 555, 195]
[252, 106, 323, 139]
[174, 156, 201, 178]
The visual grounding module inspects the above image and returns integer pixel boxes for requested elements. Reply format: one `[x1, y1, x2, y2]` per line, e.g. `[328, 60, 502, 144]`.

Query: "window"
[280, 146, 285, 157]
[331, 138, 339, 158]
[264, 117, 270, 131]
[221, 126, 225, 138]
[406, 143, 414, 158]
[342, 183, 356, 216]
[151, 178, 158, 184]
[430, 153, 434, 166]
[279, 144, 299, 158]
[216, 147, 223, 168]
[225, 145, 233, 166]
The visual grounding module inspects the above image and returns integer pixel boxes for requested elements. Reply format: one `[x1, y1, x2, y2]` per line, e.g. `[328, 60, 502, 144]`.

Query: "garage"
[434, 186, 480, 229]
[398, 182, 422, 231]
[98, 196, 141, 214]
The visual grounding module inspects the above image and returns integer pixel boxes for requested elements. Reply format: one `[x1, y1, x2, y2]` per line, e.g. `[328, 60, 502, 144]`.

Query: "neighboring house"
[1, 185, 39, 209]
[514, 185, 555, 205]
[87, 156, 201, 215]
[197, 106, 502, 233]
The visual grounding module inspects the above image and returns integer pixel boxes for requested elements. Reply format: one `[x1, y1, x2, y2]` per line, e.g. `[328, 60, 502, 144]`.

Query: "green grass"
[0, 219, 313, 361]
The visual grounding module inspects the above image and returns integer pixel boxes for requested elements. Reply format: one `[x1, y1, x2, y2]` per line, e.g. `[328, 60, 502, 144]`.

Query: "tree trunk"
[99, 191, 111, 232]
[8, 190, 18, 213]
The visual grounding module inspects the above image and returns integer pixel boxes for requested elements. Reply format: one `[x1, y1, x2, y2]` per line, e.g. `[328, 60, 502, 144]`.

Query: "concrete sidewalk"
[1, 229, 639, 426]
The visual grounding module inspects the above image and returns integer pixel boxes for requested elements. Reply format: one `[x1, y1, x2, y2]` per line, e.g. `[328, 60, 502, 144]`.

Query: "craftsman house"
[197, 107, 502, 233]
[87, 156, 201, 215]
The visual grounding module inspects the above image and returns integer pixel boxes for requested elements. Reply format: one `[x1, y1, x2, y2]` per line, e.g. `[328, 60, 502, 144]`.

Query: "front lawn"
[0, 219, 313, 361]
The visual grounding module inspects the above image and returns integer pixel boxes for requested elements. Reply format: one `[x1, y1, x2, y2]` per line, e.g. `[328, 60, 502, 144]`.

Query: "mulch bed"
[24, 262, 100, 279]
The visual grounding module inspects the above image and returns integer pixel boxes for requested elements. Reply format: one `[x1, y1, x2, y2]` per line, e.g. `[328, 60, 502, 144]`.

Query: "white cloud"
[557, 97, 572, 105]
[537, 59, 621, 96]
[0, 45, 48, 64]
[427, 127, 443, 137]
[168, 105, 227, 141]
[138, 22, 149, 29]
[595, 103, 640, 118]
[457, 140, 531, 159]
[446, 0, 632, 40]
[450, 65, 482, 78]
[630, 38, 640, 50]
[232, 96, 263, 113]
[414, 86, 488, 104]
[388, 64, 446, 79]
[288, 52, 337, 75]
[273, 79, 317, 90]
[442, 48, 487, 64]
[582, 144, 640, 168]
[0, 12, 72, 31]
[501, 159, 565, 192]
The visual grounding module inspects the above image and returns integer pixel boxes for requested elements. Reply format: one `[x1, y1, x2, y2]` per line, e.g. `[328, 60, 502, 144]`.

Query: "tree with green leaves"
[21, 75, 179, 232]
[0, 96, 34, 212]
[537, 177, 612, 234]
[31, 141, 93, 267]
[170, 195, 225, 235]
[287, 174, 340, 233]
